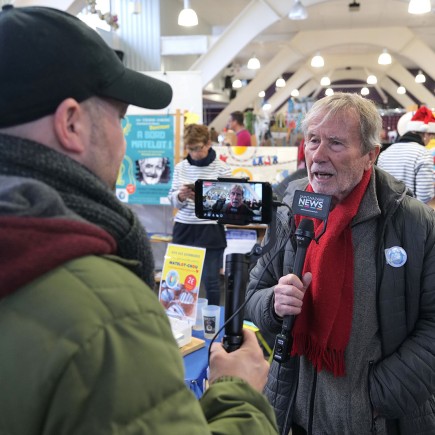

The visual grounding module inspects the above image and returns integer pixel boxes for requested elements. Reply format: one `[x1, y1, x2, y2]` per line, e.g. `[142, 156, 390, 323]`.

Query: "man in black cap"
[0, 6, 277, 434]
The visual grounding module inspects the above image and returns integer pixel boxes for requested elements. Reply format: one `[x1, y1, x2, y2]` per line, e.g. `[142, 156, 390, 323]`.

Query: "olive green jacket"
[0, 254, 277, 435]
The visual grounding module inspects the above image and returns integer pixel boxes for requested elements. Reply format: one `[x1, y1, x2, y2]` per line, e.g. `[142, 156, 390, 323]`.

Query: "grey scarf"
[0, 133, 155, 289]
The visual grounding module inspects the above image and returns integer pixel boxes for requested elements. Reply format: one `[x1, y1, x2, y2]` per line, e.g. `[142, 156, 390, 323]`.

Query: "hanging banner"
[116, 114, 174, 205]
[158, 243, 206, 324]
[215, 146, 298, 187]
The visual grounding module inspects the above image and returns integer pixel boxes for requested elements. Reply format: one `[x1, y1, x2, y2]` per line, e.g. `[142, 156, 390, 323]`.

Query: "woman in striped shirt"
[168, 124, 231, 305]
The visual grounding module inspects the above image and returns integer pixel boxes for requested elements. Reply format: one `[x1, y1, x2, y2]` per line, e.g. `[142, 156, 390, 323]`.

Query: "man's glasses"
[187, 144, 206, 152]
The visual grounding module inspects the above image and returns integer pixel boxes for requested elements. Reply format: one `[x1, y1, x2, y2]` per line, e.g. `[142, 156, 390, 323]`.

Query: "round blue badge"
[385, 246, 407, 268]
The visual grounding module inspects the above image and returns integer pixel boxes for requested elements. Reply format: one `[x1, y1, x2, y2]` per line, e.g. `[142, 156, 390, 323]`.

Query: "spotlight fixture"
[415, 70, 426, 83]
[258, 90, 266, 98]
[178, 0, 198, 27]
[288, 0, 308, 20]
[348, 1, 360, 12]
[378, 49, 392, 65]
[291, 89, 300, 97]
[397, 85, 406, 95]
[232, 79, 242, 89]
[325, 88, 334, 96]
[311, 53, 324, 68]
[247, 55, 261, 70]
[408, 0, 431, 14]
[361, 87, 370, 96]
[320, 76, 331, 86]
[276, 77, 286, 88]
[367, 74, 377, 84]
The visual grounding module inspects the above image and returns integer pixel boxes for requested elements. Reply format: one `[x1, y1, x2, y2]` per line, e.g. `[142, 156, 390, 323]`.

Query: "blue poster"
[116, 115, 174, 205]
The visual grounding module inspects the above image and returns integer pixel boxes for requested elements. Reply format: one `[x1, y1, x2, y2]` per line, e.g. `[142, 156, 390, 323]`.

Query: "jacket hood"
[0, 176, 117, 299]
[0, 216, 117, 299]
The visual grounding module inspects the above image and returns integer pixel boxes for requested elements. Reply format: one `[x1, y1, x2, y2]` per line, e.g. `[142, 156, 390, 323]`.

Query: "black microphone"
[273, 218, 315, 363]
[223, 252, 250, 352]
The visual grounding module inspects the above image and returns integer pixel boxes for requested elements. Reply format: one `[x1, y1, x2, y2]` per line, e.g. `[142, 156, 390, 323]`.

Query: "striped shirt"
[168, 155, 231, 224]
[377, 141, 434, 203]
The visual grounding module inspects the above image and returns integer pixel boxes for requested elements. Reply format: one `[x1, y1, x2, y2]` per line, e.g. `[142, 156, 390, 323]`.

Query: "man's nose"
[311, 142, 328, 162]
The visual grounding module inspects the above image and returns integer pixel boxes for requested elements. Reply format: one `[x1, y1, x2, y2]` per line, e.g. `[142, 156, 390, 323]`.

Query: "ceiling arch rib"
[309, 69, 389, 104]
[266, 53, 434, 113]
[189, 0, 294, 88]
[274, 73, 415, 117]
[210, 44, 304, 130]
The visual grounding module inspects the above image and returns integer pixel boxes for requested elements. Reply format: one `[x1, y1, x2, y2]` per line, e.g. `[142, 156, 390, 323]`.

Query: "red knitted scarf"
[291, 169, 372, 376]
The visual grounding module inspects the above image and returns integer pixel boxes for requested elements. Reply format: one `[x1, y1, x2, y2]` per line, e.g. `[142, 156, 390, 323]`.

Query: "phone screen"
[194, 179, 273, 224]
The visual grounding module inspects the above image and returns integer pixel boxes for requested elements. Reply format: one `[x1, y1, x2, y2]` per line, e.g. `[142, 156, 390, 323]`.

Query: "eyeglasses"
[187, 144, 206, 152]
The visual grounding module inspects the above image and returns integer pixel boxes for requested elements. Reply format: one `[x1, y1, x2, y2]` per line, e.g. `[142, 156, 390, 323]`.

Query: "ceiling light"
[378, 49, 392, 65]
[408, 0, 431, 14]
[178, 0, 198, 27]
[348, 1, 360, 12]
[232, 79, 242, 89]
[367, 74, 377, 84]
[397, 85, 406, 95]
[325, 88, 334, 96]
[320, 76, 331, 86]
[311, 53, 324, 68]
[131, 0, 141, 14]
[361, 87, 370, 96]
[291, 89, 300, 97]
[247, 55, 261, 70]
[258, 90, 266, 98]
[288, 0, 308, 20]
[262, 102, 272, 111]
[415, 70, 426, 83]
[276, 77, 286, 88]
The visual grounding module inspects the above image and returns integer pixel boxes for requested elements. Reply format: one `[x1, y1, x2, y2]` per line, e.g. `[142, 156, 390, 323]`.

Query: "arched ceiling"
[13, 0, 435, 131]
[163, 0, 435, 129]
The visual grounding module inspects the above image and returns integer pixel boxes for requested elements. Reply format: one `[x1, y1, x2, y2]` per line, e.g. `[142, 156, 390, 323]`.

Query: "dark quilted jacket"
[245, 167, 435, 434]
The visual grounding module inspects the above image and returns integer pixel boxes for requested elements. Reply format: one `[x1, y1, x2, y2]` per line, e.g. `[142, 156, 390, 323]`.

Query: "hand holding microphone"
[273, 272, 312, 319]
[273, 218, 315, 363]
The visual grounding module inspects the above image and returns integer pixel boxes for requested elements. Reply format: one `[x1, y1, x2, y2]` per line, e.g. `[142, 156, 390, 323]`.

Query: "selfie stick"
[222, 207, 278, 352]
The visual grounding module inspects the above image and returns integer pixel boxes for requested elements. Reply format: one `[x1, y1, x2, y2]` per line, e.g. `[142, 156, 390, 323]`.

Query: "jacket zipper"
[307, 369, 317, 434]
[368, 361, 378, 434]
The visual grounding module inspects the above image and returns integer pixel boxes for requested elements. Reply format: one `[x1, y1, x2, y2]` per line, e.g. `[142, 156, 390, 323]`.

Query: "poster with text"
[158, 243, 206, 324]
[116, 115, 174, 205]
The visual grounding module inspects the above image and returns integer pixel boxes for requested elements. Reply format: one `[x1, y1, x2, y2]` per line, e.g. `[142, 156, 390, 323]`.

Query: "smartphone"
[194, 178, 273, 224]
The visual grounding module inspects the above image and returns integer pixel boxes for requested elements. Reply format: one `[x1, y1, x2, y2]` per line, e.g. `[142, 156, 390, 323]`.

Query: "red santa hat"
[407, 106, 435, 133]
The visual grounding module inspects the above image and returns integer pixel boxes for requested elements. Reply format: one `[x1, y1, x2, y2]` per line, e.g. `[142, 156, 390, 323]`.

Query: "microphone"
[273, 218, 315, 363]
[223, 252, 250, 352]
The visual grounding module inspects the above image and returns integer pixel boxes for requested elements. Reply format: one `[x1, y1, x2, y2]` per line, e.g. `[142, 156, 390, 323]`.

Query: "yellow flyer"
[158, 243, 206, 323]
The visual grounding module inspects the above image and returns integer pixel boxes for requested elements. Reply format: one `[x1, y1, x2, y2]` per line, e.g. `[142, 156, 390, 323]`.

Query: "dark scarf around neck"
[186, 147, 216, 167]
[0, 134, 155, 290]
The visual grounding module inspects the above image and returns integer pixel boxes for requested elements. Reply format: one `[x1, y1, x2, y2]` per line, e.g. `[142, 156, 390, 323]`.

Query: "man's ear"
[52, 98, 86, 155]
[365, 146, 381, 170]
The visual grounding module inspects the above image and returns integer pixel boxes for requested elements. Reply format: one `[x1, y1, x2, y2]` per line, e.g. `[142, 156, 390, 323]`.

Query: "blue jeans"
[201, 248, 223, 306]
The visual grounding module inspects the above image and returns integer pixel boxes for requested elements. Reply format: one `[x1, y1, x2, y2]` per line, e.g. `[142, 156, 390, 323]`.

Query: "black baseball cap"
[0, 5, 173, 128]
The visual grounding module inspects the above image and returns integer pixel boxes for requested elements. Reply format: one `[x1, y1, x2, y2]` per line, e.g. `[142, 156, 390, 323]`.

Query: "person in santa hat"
[377, 106, 434, 203]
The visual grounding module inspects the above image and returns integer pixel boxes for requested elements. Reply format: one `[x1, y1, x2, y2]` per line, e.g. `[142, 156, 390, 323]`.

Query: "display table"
[183, 309, 224, 398]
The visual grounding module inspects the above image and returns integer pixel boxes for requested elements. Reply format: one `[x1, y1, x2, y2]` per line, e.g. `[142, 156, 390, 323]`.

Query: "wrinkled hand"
[177, 184, 195, 202]
[273, 272, 312, 318]
[209, 329, 269, 392]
